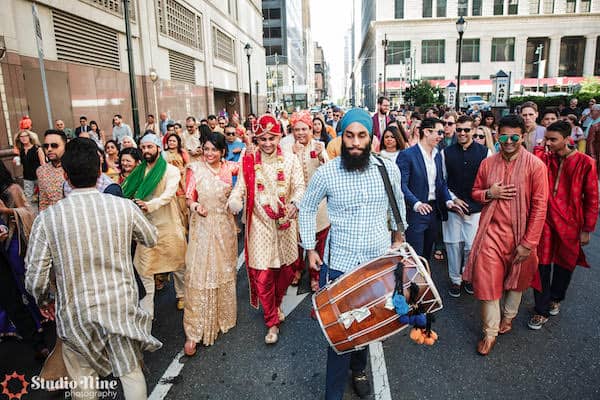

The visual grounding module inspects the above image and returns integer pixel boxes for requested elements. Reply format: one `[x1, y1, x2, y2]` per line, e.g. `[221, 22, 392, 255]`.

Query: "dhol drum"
[313, 243, 443, 354]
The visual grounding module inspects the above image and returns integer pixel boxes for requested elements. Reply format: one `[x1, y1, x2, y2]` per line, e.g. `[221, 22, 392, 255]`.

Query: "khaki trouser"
[139, 271, 185, 317]
[481, 290, 523, 338]
[62, 342, 147, 400]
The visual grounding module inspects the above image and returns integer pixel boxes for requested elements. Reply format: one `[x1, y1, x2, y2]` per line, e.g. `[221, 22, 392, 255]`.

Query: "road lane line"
[149, 250, 308, 399]
[148, 350, 186, 400]
[369, 342, 393, 400]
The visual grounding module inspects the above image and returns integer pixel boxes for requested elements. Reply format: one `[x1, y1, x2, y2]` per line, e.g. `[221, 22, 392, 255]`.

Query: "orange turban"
[290, 111, 313, 129]
[254, 115, 281, 137]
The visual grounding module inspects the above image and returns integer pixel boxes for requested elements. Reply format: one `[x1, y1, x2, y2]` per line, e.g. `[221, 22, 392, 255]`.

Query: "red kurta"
[463, 149, 549, 300]
[534, 147, 599, 271]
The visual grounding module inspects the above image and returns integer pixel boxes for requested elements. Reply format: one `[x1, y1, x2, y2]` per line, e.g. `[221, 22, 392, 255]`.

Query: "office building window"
[494, 0, 504, 15]
[265, 46, 282, 57]
[423, 0, 433, 17]
[264, 27, 281, 39]
[566, 0, 576, 12]
[457, 38, 480, 62]
[395, 0, 404, 18]
[595, 37, 600, 75]
[263, 8, 281, 19]
[458, 0, 468, 16]
[213, 27, 235, 64]
[437, 0, 447, 17]
[581, 0, 591, 12]
[508, 0, 519, 14]
[472, 0, 482, 15]
[422, 40, 445, 63]
[559, 36, 585, 76]
[387, 41, 411, 64]
[543, 0, 554, 13]
[156, 0, 203, 49]
[525, 37, 549, 78]
[529, 0, 539, 13]
[491, 37, 515, 61]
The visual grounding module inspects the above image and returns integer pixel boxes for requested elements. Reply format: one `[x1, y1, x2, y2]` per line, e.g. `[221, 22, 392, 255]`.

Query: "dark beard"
[143, 151, 159, 163]
[341, 141, 371, 172]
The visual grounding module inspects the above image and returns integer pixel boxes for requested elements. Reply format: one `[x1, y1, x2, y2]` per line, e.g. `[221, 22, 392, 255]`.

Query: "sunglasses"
[43, 143, 60, 149]
[444, 121, 454, 126]
[498, 134, 521, 143]
[455, 128, 471, 133]
[426, 129, 445, 136]
[473, 134, 486, 139]
[225, 132, 237, 136]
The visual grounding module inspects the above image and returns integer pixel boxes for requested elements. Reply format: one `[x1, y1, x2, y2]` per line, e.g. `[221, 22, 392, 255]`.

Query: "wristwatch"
[485, 189, 493, 200]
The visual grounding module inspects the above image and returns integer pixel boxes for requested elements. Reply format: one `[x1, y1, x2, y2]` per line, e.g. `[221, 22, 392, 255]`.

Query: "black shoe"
[463, 282, 474, 295]
[448, 284, 461, 298]
[352, 372, 371, 398]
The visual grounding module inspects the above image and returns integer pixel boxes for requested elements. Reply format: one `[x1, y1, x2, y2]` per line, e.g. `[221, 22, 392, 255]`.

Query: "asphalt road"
[2, 225, 599, 400]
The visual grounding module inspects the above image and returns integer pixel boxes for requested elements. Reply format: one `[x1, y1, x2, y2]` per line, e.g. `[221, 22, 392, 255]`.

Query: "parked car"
[462, 95, 490, 111]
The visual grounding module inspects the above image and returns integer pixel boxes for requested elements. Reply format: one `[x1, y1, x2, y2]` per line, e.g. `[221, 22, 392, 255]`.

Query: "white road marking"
[149, 249, 308, 399]
[369, 341, 393, 400]
[147, 350, 185, 400]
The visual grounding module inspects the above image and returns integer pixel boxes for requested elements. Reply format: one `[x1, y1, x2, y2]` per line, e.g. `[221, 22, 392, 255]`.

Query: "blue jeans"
[319, 264, 369, 400]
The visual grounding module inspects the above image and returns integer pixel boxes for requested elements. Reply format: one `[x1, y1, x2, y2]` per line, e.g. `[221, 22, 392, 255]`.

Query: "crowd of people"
[0, 94, 597, 400]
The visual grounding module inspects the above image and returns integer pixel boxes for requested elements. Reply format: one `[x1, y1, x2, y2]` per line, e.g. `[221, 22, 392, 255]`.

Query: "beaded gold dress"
[184, 161, 238, 345]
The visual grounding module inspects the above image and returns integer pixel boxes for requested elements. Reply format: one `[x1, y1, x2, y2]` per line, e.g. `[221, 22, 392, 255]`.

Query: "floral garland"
[254, 146, 291, 230]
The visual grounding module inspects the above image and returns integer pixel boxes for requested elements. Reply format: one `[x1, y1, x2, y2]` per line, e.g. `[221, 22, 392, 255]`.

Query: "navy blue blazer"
[396, 145, 452, 224]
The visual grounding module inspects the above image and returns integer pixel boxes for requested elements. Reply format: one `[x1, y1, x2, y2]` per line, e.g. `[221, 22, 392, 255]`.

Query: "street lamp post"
[381, 34, 388, 96]
[455, 16, 466, 111]
[244, 43, 253, 115]
[122, 0, 140, 139]
[255, 80, 259, 114]
[291, 73, 295, 111]
[378, 73, 383, 95]
[534, 44, 544, 93]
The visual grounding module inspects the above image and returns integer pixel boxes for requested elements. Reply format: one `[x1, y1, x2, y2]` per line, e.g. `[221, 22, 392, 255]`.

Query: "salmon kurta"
[134, 163, 187, 276]
[533, 147, 599, 271]
[463, 149, 549, 301]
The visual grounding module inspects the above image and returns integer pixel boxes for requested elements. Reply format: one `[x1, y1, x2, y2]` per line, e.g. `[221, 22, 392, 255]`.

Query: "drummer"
[299, 108, 407, 400]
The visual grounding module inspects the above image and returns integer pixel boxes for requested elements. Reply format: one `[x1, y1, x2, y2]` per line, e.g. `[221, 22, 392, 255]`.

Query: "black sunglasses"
[444, 121, 454, 126]
[43, 143, 60, 149]
[456, 128, 471, 133]
[225, 132, 237, 136]
[473, 134, 486, 139]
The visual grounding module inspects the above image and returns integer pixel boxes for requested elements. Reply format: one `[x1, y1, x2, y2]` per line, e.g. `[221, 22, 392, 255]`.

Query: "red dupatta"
[241, 153, 260, 309]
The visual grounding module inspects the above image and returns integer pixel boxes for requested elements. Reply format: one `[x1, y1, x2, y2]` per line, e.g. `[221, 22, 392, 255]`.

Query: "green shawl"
[122, 155, 168, 200]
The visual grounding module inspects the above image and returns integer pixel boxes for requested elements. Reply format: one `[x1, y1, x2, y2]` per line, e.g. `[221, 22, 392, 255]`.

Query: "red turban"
[254, 115, 281, 137]
[19, 116, 32, 130]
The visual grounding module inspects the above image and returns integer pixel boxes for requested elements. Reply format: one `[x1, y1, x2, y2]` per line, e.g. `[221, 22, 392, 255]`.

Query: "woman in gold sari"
[183, 133, 238, 355]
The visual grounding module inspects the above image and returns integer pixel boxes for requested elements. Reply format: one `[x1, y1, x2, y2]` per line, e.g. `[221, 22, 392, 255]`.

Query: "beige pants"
[481, 290, 523, 337]
[140, 270, 185, 317]
[62, 342, 147, 400]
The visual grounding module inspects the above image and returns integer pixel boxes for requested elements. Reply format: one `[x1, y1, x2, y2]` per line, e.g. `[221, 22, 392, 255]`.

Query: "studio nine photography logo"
[1, 373, 118, 399]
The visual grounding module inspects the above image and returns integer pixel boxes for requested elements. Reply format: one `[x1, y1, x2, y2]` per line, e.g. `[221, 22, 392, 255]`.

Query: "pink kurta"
[463, 149, 549, 300]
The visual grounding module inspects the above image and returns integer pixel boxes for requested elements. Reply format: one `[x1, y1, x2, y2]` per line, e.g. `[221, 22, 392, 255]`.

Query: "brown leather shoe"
[477, 336, 497, 356]
[498, 318, 513, 335]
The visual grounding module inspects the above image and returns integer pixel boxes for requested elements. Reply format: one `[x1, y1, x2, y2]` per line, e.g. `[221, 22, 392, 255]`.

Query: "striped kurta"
[25, 188, 162, 377]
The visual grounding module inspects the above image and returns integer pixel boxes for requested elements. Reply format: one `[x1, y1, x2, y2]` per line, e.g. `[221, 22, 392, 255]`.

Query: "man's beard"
[143, 151, 159, 163]
[341, 141, 371, 172]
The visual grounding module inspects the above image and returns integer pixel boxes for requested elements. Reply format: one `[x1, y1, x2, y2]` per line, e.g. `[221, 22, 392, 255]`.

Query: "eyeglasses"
[43, 143, 60, 149]
[473, 134, 486, 139]
[225, 132, 237, 136]
[455, 128, 471, 133]
[498, 134, 521, 143]
[444, 121, 454, 126]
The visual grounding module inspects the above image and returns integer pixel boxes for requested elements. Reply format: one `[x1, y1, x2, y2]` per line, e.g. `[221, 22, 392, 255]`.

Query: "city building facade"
[352, 0, 600, 110]
[263, 0, 313, 112]
[314, 42, 329, 102]
[0, 0, 266, 152]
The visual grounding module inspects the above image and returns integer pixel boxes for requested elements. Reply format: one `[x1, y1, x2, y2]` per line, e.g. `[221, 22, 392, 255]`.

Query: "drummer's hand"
[391, 231, 405, 249]
[307, 249, 322, 272]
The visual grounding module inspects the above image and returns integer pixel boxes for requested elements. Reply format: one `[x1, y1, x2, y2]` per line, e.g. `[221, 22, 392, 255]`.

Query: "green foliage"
[508, 92, 599, 110]
[579, 77, 600, 94]
[404, 80, 445, 107]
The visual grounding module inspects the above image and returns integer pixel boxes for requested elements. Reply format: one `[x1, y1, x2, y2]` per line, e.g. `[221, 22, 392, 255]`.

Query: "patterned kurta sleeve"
[520, 161, 549, 250]
[582, 158, 599, 233]
[132, 203, 159, 247]
[25, 216, 52, 304]
[145, 165, 180, 213]
[471, 158, 492, 204]
[289, 153, 306, 205]
[299, 168, 327, 250]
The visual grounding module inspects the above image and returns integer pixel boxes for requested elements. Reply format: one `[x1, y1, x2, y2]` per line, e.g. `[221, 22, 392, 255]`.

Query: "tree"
[403, 80, 444, 107]
[579, 77, 600, 94]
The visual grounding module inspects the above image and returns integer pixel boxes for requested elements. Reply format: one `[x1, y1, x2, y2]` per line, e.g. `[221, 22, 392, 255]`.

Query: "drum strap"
[374, 155, 405, 233]
[394, 261, 419, 304]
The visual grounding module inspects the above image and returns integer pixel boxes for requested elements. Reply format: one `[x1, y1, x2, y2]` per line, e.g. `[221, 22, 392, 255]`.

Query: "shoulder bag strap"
[374, 155, 405, 233]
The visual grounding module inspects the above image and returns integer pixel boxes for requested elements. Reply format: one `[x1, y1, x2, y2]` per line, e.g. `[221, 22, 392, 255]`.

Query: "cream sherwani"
[25, 189, 162, 377]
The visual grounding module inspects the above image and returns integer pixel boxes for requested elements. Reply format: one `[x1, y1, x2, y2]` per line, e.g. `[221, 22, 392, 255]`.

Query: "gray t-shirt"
[113, 123, 132, 143]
